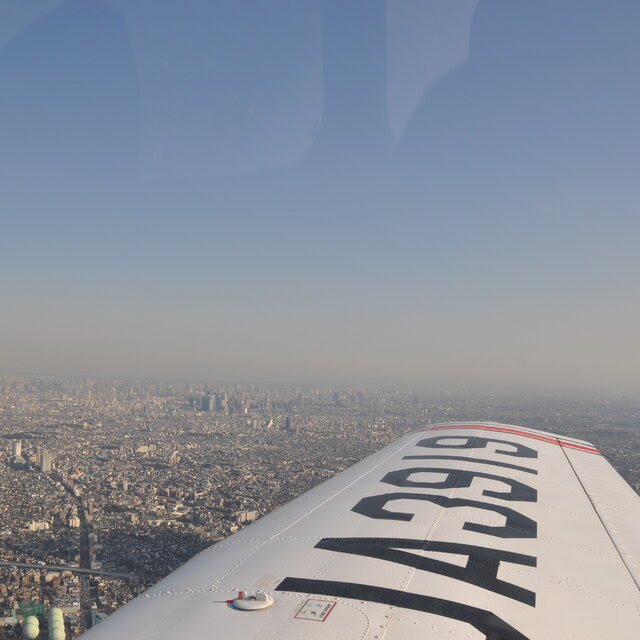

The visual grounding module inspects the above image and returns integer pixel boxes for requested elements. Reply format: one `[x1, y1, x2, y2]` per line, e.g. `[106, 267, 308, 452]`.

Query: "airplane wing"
[80, 422, 640, 639]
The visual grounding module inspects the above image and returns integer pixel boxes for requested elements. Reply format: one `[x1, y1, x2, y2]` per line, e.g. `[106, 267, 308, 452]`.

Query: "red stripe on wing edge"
[419, 424, 600, 454]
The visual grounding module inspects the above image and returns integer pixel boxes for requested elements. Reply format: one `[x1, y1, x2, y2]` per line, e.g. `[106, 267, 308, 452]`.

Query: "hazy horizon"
[2, 1, 639, 394]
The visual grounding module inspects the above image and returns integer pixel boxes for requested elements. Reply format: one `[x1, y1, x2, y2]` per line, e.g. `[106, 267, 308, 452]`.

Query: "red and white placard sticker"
[294, 598, 337, 622]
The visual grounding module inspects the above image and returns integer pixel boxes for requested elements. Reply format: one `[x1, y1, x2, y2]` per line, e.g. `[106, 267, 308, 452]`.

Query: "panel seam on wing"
[385, 435, 478, 633]
[559, 444, 640, 612]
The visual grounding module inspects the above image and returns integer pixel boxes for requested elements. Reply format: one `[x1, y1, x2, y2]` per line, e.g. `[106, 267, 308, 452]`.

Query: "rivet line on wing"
[339, 600, 371, 640]
[142, 587, 280, 599]
[208, 536, 323, 589]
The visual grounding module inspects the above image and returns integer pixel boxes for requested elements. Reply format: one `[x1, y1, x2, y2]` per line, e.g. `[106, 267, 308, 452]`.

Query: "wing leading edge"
[80, 422, 640, 639]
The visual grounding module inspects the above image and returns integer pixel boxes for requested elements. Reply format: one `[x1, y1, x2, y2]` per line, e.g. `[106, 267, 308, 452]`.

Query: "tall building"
[201, 394, 212, 412]
[236, 509, 259, 524]
[40, 450, 52, 473]
[12, 440, 21, 458]
[215, 392, 228, 412]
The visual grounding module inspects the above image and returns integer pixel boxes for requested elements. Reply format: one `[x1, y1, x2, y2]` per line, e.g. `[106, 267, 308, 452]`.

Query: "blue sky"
[1, 0, 639, 390]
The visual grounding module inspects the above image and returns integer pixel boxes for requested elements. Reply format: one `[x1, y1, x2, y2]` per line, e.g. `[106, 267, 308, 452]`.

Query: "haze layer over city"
[1, 2, 640, 638]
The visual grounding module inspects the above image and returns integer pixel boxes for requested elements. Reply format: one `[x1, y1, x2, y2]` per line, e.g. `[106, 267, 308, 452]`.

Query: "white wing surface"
[80, 422, 640, 639]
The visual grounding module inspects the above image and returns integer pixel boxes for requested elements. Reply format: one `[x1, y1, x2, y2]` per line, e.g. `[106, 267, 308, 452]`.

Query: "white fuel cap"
[232, 590, 274, 611]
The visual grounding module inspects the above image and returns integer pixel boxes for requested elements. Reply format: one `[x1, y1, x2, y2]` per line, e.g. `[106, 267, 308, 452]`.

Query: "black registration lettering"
[402, 455, 537, 475]
[417, 436, 538, 459]
[381, 467, 537, 502]
[276, 577, 529, 640]
[316, 537, 536, 606]
[352, 493, 536, 538]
